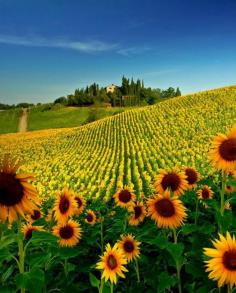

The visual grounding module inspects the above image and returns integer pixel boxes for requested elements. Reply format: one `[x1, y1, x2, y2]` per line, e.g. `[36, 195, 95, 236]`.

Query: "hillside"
[0, 108, 20, 134]
[0, 105, 131, 134]
[1, 86, 236, 200]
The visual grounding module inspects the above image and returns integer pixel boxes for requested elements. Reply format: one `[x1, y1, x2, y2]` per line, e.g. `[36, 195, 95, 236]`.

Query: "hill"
[1, 86, 236, 200]
[0, 105, 129, 134]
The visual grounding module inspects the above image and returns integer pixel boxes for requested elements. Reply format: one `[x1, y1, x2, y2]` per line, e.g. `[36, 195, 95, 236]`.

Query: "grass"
[0, 109, 20, 134]
[28, 105, 129, 131]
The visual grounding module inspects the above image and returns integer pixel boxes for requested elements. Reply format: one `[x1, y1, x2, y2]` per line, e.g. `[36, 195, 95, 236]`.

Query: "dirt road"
[18, 108, 28, 132]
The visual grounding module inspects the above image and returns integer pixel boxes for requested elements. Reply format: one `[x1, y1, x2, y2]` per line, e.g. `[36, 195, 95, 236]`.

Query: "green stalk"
[194, 198, 199, 225]
[173, 229, 182, 293]
[64, 259, 68, 277]
[110, 282, 113, 293]
[220, 171, 226, 216]
[100, 217, 104, 253]
[17, 220, 25, 293]
[98, 278, 104, 293]
[227, 285, 232, 293]
[134, 259, 140, 283]
[123, 211, 128, 232]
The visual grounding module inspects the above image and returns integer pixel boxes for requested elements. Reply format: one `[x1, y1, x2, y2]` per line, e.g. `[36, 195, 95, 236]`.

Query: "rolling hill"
[1, 86, 236, 200]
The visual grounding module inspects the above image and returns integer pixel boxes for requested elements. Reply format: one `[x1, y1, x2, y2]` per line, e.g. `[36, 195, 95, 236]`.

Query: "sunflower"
[22, 223, 44, 240]
[26, 209, 42, 223]
[209, 127, 236, 171]
[204, 232, 236, 288]
[85, 209, 96, 225]
[224, 202, 231, 210]
[0, 156, 39, 223]
[53, 219, 82, 247]
[147, 192, 187, 229]
[74, 194, 86, 215]
[53, 188, 77, 223]
[154, 167, 188, 197]
[117, 234, 141, 262]
[197, 185, 214, 200]
[183, 167, 200, 189]
[226, 169, 236, 178]
[128, 202, 146, 226]
[225, 185, 235, 194]
[96, 243, 128, 284]
[113, 186, 135, 209]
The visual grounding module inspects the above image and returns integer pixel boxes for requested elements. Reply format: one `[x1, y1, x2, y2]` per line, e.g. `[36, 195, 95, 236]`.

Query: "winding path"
[18, 108, 28, 132]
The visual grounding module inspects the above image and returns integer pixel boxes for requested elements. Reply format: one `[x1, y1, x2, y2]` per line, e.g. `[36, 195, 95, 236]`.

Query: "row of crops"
[1, 125, 236, 292]
[1, 86, 236, 202]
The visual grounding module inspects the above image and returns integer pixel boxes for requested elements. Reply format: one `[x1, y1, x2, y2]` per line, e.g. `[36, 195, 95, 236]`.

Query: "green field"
[0, 109, 20, 134]
[0, 105, 131, 134]
[28, 105, 128, 131]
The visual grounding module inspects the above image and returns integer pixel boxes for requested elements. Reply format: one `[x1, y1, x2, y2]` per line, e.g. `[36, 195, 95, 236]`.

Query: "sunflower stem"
[227, 285, 232, 293]
[220, 171, 226, 217]
[110, 282, 113, 293]
[194, 198, 199, 225]
[134, 259, 140, 283]
[123, 211, 128, 232]
[17, 220, 25, 293]
[64, 259, 68, 277]
[173, 229, 182, 293]
[100, 217, 104, 253]
[173, 229, 178, 244]
[98, 278, 104, 293]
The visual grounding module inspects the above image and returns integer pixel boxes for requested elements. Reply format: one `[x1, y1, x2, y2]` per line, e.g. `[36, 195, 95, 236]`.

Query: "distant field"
[0, 109, 20, 134]
[28, 105, 130, 131]
[0, 105, 131, 134]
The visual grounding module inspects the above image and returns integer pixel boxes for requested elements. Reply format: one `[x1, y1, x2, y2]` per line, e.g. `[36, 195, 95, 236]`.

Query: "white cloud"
[117, 46, 150, 56]
[0, 34, 119, 53]
[0, 34, 155, 56]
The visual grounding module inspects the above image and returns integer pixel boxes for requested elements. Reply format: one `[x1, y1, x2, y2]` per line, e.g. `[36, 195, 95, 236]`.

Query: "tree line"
[54, 76, 181, 107]
[0, 77, 181, 110]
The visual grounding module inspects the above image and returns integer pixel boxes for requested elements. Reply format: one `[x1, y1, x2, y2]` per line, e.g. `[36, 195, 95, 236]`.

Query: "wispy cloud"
[117, 46, 151, 56]
[0, 34, 118, 53]
[0, 34, 155, 56]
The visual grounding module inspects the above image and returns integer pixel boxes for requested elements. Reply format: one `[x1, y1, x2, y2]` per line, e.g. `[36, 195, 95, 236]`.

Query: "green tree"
[175, 87, 181, 97]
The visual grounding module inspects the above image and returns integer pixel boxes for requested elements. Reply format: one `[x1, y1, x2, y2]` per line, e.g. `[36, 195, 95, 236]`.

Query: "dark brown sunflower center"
[87, 213, 94, 222]
[0, 172, 24, 207]
[155, 198, 175, 217]
[59, 196, 70, 214]
[59, 225, 74, 239]
[118, 190, 132, 203]
[161, 173, 181, 192]
[124, 240, 135, 253]
[185, 169, 198, 185]
[134, 206, 142, 219]
[202, 189, 210, 199]
[219, 138, 236, 161]
[75, 197, 82, 208]
[223, 250, 236, 271]
[25, 228, 34, 240]
[31, 210, 41, 220]
[107, 254, 117, 270]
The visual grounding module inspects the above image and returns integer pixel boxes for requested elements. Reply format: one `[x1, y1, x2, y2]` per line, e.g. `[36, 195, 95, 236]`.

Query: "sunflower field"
[1, 86, 236, 292]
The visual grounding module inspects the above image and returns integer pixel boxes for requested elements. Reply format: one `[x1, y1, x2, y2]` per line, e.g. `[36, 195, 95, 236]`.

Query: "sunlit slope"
[1, 86, 236, 200]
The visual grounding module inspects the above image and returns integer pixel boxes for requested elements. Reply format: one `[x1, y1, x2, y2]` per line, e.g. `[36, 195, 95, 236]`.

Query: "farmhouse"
[106, 84, 118, 94]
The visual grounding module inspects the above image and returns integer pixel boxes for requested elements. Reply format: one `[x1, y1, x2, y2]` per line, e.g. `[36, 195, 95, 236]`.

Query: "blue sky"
[0, 0, 236, 104]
